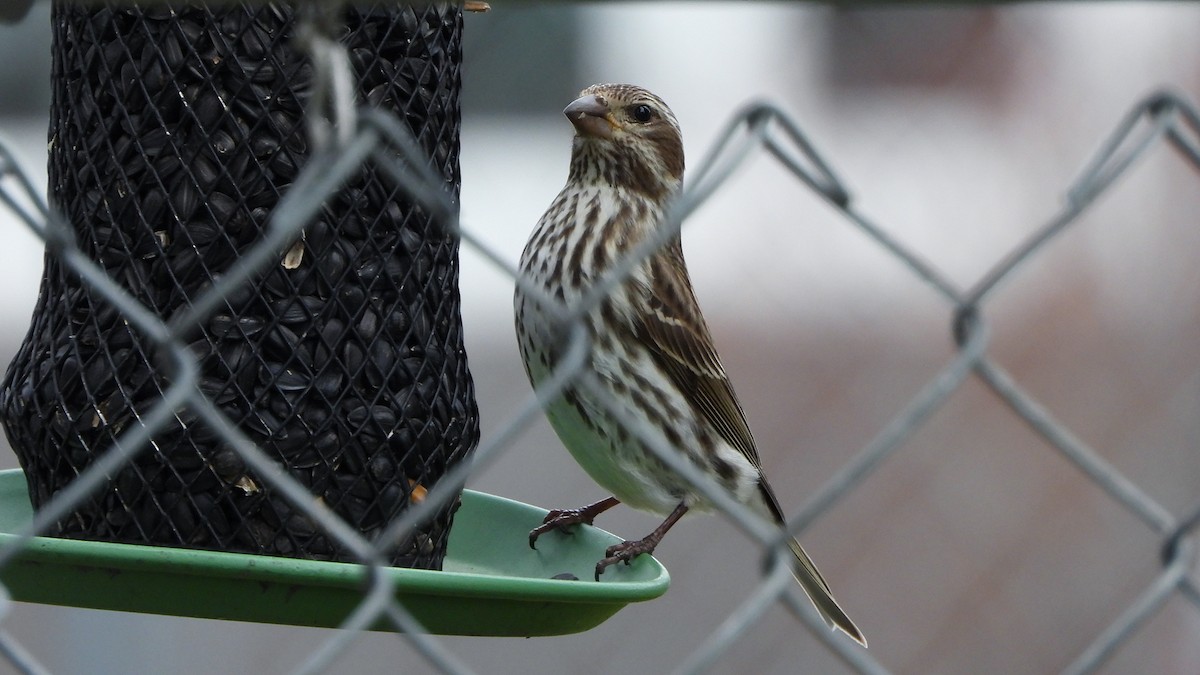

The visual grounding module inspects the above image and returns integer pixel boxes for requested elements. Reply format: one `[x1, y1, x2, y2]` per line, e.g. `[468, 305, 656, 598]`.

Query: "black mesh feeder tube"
[0, 3, 479, 568]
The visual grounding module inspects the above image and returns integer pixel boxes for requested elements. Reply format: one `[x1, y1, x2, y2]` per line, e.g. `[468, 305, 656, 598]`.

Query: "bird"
[513, 83, 865, 646]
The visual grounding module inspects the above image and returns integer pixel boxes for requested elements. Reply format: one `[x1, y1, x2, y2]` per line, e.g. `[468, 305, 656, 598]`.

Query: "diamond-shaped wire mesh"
[0, 2, 478, 567]
[0, 4, 1196, 675]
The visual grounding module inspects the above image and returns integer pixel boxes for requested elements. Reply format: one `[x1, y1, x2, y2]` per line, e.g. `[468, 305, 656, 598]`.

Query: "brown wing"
[633, 238, 763, 471]
[634, 252, 867, 644]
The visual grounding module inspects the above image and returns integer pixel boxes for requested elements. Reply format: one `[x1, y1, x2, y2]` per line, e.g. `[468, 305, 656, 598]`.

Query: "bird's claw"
[594, 538, 656, 581]
[528, 507, 596, 549]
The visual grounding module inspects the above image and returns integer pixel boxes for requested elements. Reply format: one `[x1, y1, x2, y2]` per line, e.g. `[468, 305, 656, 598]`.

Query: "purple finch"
[514, 83, 865, 646]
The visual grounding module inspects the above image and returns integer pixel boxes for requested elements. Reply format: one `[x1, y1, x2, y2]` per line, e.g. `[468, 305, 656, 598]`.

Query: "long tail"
[757, 481, 866, 646]
[787, 536, 867, 647]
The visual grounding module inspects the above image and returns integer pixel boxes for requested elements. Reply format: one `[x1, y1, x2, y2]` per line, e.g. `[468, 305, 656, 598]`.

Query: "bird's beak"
[564, 94, 618, 139]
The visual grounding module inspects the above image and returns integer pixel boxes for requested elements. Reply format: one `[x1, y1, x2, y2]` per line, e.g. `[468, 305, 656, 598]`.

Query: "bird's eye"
[630, 104, 654, 123]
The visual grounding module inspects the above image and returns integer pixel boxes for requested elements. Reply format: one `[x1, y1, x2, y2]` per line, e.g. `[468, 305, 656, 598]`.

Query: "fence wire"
[0, 9, 1199, 675]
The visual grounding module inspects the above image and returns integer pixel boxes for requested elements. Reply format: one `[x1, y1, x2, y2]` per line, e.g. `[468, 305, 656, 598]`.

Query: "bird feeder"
[0, 2, 667, 635]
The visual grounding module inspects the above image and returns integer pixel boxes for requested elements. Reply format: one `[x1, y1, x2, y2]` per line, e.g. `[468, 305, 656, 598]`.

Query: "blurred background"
[2, 2, 1200, 673]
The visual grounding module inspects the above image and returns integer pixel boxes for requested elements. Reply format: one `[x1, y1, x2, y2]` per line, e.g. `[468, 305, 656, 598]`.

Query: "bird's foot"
[592, 502, 688, 581]
[528, 497, 620, 549]
[528, 508, 592, 548]
[594, 536, 658, 581]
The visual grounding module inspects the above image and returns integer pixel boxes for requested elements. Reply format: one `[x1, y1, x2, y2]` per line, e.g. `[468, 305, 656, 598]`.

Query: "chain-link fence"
[0, 4, 1198, 675]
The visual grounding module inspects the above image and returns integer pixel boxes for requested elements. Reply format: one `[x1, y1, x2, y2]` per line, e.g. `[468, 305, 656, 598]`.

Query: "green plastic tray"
[0, 469, 668, 636]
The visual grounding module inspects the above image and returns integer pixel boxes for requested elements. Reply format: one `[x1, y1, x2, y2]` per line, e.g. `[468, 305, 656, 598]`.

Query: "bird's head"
[564, 83, 684, 199]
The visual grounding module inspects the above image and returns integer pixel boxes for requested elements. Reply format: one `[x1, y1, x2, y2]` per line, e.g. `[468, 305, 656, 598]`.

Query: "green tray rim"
[0, 469, 669, 635]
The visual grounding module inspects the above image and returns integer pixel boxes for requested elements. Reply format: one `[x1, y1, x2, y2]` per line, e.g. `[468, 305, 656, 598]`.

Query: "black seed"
[355, 258, 381, 282]
[139, 127, 172, 158]
[368, 454, 395, 482]
[246, 60, 277, 84]
[386, 425, 414, 454]
[161, 31, 184, 69]
[264, 323, 301, 353]
[274, 420, 311, 453]
[208, 314, 264, 340]
[260, 268, 293, 297]
[209, 448, 244, 480]
[250, 134, 279, 158]
[312, 430, 340, 459]
[339, 215, 366, 240]
[273, 530, 294, 552]
[338, 285, 366, 312]
[187, 218, 222, 246]
[192, 92, 225, 128]
[140, 190, 167, 224]
[169, 181, 199, 221]
[192, 155, 221, 189]
[399, 356, 424, 387]
[244, 410, 282, 438]
[267, 391, 293, 420]
[342, 342, 365, 375]
[210, 129, 235, 156]
[285, 512, 316, 538]
[363, 342, 394, 388]
[384, 310, 410, 340]
[270, 365, 310, 392]
[240, 519, 277, 551]
[239, 26, 270, 60]
[270, 295, 321, 324]
[355, 309, 379, 342]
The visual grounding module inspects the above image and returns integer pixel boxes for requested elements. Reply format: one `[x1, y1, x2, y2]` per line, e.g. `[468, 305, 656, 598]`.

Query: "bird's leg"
[595, 501, 689, 581]
[529, 496, 621, 549]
